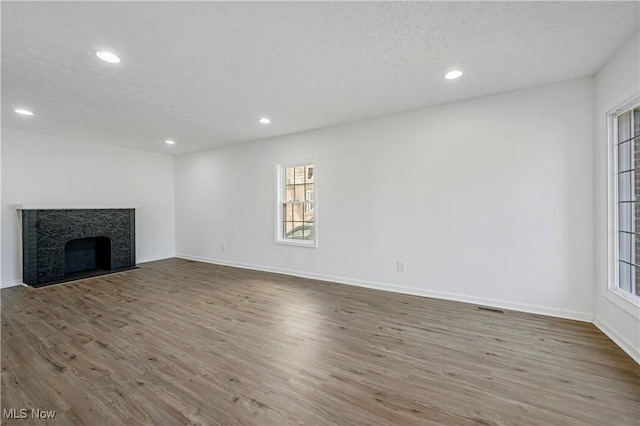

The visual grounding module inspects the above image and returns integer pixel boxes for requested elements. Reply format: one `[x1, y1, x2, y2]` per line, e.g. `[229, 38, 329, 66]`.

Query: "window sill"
[275, 239, 317, 248]
[604, 287, 640, 318]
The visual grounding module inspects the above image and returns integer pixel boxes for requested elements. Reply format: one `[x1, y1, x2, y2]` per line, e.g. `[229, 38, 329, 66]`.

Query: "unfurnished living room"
[1, 1, 639, 425]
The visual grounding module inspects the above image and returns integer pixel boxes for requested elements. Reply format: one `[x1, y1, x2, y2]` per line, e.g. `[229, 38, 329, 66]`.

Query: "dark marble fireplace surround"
[21, 208, 136, 287]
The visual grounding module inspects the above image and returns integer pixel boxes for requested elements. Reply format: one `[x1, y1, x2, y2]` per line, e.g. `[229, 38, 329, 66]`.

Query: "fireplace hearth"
[18, 206, 136, 287]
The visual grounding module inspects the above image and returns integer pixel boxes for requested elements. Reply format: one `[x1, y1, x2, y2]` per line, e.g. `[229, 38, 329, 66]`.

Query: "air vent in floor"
[476, 306, 504, 314]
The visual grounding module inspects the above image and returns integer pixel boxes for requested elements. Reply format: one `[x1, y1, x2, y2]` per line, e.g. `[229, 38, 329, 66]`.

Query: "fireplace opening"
[64, 236, 112, 280]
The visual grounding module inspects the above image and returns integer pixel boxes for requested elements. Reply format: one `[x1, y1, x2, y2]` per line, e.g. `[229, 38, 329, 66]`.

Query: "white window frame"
[275, 162, 317, 248]
[606, 95, 640, 312]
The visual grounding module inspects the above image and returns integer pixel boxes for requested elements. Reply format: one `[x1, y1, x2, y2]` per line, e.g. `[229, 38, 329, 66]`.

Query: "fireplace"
[19, 207, 136, 287]
[64, 236, 112, 279]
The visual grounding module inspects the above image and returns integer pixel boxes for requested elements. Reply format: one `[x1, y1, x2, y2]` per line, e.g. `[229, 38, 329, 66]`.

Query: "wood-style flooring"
[1, 258, 639, 425]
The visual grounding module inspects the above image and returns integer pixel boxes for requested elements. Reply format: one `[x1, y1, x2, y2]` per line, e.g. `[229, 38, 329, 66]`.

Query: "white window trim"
[606, 95, 640, 316]
[275, 162, 317, 248]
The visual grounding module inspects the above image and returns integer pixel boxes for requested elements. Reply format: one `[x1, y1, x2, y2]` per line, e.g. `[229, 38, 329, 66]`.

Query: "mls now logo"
[3, 408, 56, 419]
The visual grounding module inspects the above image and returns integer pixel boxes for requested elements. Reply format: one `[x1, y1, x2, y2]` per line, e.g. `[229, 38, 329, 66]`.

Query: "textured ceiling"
[2, 2, 639, 154]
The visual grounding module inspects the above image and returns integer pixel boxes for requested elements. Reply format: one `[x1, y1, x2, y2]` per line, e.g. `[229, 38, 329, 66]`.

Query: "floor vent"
[477, 306, 504, 314]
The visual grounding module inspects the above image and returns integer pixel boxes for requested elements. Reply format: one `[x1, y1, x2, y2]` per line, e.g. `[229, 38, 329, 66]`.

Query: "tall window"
[277, 163, 315, 246]
[611, 100, 640, 298]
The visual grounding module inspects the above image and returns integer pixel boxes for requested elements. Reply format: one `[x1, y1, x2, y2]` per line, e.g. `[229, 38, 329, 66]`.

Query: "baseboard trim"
[593, 316, 640, 364]
[137, 254, 175, 265]
[176, 254, 592, 322]
[1, 279, 26, 289]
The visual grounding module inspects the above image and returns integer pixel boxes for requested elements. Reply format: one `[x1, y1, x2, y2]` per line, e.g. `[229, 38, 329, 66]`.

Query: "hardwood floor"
[1, 258, 638, 425]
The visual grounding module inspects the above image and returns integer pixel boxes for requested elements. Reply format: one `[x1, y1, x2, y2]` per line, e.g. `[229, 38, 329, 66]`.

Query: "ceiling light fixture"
[259, 118, 271, 124]
[14, 109, 34, 116]
[445, 70, 463, 80]
[165, 140, 175, 145]
[96, 51, 121, 64]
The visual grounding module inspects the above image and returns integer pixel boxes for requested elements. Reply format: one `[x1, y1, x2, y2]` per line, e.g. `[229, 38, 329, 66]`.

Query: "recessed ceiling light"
[14, 109, 34, 116]
[445, 70, 463, 80]
[96, 51, 121, 64]
[259, 118, 271, 124]
[165, 140, 175, 145]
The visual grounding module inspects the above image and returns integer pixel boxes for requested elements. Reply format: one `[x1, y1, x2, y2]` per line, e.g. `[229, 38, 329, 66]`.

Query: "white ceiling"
[2, 2, 638, 155]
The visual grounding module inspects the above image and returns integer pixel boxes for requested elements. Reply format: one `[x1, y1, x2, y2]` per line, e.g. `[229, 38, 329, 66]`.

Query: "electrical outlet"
[221, 243, 227, 251]
[397, 260, 405, 272]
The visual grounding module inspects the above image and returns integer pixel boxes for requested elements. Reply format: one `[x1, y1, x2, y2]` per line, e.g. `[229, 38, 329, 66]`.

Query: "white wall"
[1, 128, 176, 288]
[594, 33, 640, 363]
[176, 78, 595, 321]
[0, 133, 3, 286]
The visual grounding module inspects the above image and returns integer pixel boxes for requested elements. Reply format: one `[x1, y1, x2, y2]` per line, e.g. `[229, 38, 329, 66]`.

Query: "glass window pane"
[301, 224, 313, 240]
[306, 165, 314, 182]
[619, 171, 632, 202]
[294, 167, 305, 184]
[634, 137, 640, 170]
[285, 185, 295, 202]
[305, 182, 314, 193]
[285, 168, 295, 185]
[284, 221, 295, 239]
[620, 232, 632, 263]
[619, 141, 632, 172]
[619, 111, 632, 142]
[636, 232, 640, 266]
[292, 222, 303, 239]
[292, 203, 304, 221]
[305, 186, 314, 213]
[294, 185, 305, 202]
[636, 267, 640, 296]
[620, 262, 632, 292]
[284, 204, 293, 221]
[634, 108, 640, 138]
[619, 202, 633, 232]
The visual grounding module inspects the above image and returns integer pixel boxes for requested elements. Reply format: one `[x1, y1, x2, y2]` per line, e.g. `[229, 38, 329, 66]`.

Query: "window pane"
[284, 221, 295, 239]
[294, 167, 305, 184]
[619, 202, 634, 232]
[302, 224, 313, 240]
[634, 137, 640, 170]
[285, 185, 295, 202]
[619, 111, 632, 142]
[305, 185, 314, 213]
[619, 171, 633, 202]
[619, 140, 632, 172]
[284, 204, 293, 221]
[292, 222, 303, 239]
[306, 165, 314, 182]
[620, 262, 632, 292]
[620, 232, 632, 263]
[285, 168, 295, 185]
[292, 203, 304, 221]
[634, 108, 640, 138]
[294, 185, 305, 202]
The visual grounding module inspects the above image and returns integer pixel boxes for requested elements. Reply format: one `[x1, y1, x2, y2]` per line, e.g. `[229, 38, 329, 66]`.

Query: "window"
[277, 163, 315, 246]
[610, 99, 640, 300]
